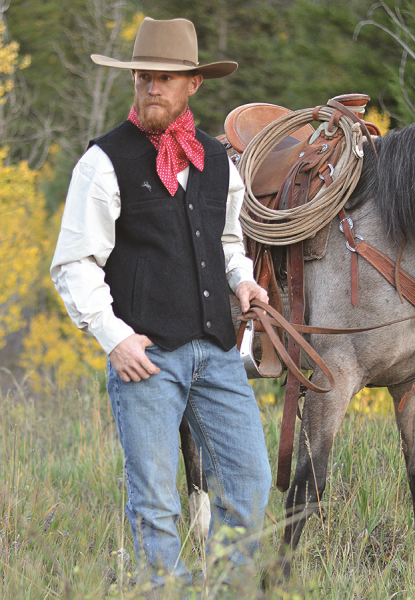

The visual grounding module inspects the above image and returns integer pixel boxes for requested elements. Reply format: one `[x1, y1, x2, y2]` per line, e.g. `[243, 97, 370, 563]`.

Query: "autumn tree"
[0, 16, 105, 392]
[0, 151, 47, 347]
[0, 156, 106, 391]
[0, 12, 31, 157]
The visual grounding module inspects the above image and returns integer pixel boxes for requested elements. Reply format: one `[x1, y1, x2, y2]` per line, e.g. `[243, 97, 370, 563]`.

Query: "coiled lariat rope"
[238, 106, 365, 245]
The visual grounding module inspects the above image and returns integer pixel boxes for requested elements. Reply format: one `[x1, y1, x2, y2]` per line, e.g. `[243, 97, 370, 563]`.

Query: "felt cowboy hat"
[91, 17, 238, 79]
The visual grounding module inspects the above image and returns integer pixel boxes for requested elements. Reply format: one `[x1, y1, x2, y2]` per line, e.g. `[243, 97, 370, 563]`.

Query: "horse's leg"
[388, 381, 415, 516]
[281, 363, 360, 576]
[179, 416, 210, 542]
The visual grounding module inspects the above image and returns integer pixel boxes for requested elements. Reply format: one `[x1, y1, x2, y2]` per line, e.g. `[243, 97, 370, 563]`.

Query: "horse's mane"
[347, 123, 415, 246]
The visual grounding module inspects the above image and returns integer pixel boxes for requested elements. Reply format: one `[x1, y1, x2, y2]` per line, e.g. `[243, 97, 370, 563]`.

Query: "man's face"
[133, 70, 203, 131]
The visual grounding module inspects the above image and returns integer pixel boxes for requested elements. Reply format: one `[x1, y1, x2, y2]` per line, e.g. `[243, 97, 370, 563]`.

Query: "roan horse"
[278, 124, 415, 574]
[180, 117, 415, 574]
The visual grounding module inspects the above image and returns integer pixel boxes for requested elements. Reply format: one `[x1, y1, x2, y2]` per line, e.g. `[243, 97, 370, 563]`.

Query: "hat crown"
[132, 17, 199, 67]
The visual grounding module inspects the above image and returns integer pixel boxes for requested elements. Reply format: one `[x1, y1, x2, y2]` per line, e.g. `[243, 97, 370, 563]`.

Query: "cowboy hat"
[91, 17, 238, 79]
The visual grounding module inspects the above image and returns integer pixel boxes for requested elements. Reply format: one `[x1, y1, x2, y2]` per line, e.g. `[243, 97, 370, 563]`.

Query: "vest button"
[201, 261, 206, 268]
[195, 230, 201, 237]
[204, 290, 210, 297]
[206, 321, 212, 328]
[188, 203, 194, 210]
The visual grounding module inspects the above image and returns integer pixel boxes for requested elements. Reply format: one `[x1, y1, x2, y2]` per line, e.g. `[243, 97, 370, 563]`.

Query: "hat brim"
[91, 54, 237, 79]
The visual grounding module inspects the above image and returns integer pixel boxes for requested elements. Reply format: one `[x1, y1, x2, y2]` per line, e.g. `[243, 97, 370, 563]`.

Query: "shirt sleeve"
[50, 145, 135, 355]
[222, 158, 255, 292]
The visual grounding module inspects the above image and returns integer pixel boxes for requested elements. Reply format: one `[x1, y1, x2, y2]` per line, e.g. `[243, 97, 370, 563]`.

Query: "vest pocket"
[131, 256, 146, 317]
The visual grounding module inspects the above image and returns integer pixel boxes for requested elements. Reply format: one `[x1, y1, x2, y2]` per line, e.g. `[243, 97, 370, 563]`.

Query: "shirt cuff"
[89, 306, 136, 355]
[227, 267, 256, 293]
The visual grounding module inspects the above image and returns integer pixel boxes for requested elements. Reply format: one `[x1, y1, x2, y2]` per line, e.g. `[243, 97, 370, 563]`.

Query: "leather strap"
[338, 208, 358, 306]
[354, 239, 415, 305]
[255, 247, 272, 332]
[245, 300, 336, 392]
[240, 311, 415, 335]
[327, 98, 378, 159]
[276, 168, 311, 492]
[395, 243, 405, 304]
[398, 381, 415, 413]
[277, 241, 304, 491]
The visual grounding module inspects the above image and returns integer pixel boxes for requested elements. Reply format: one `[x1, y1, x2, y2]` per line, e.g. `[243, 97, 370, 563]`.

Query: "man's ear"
[131, 70, 136, 81]
[188, 74, 203, 97]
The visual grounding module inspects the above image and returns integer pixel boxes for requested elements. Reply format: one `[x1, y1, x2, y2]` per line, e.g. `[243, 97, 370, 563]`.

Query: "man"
[51, 16, 271, 591]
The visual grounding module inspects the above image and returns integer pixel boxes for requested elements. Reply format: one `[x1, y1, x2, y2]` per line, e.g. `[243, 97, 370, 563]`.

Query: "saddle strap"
[338, 207, 415, 307]
[354, 240, 415, 306]
[276, 166, 312, 491]
[277, 241, 304, 492]
[339, 208, 358, 305]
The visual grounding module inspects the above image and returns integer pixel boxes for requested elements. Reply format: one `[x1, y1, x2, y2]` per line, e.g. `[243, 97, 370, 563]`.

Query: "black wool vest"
[89, 121, 237, 351]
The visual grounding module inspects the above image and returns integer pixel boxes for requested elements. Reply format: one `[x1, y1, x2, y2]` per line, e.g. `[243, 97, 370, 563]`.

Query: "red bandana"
[128, 106, 204, 196]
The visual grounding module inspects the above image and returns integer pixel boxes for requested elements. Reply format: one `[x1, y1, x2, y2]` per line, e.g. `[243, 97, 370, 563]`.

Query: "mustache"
[140, 98, 170, 109]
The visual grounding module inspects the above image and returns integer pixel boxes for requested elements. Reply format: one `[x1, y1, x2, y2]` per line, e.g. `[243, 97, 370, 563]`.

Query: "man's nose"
[148, 79, 161, 95]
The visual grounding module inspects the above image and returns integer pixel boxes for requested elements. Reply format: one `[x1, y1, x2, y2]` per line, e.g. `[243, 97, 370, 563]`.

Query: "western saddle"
[219, 94, 382, 491]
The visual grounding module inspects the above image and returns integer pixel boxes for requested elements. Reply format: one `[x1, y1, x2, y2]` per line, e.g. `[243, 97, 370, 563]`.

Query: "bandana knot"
[128, 106, 204, 196]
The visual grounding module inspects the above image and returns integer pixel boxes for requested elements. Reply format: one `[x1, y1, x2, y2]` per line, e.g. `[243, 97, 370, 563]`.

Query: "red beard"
[134, 92, 187, 132]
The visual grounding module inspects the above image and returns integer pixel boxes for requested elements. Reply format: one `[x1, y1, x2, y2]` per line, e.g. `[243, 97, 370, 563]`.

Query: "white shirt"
[51, 145, 255, 355]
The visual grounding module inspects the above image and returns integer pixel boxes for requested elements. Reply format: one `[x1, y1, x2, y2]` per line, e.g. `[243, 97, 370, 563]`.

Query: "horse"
[279, 124, 415, 574]
[181, 122, 415, 574]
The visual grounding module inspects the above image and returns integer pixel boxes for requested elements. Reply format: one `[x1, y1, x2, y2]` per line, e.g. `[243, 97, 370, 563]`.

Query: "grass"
[1, 376, 414, 599]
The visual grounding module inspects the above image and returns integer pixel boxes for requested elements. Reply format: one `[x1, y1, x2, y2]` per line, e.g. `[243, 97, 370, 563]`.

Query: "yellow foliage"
[20, 307, 106, 394]
[122, 13, 145, 42]
[348, 387, 392, 417]
[365, 107, 390, 136]
[258, 392, 276, 406]
[18, 200, 106, 392]
[0, 145, 105, 390]
[0, 20, 30, 103]
[105, 13, 145, 42]
[0, 151, 48, 346]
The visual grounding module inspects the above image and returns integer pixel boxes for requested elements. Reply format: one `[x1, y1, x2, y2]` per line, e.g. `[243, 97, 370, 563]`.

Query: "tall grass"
[1, 377, 414, 599]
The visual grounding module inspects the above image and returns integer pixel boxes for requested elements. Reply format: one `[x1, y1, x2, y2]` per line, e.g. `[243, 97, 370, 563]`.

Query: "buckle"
[346, 234, 364, 252]
[318, 163, 334, 180]
[339, 216, 354, 233]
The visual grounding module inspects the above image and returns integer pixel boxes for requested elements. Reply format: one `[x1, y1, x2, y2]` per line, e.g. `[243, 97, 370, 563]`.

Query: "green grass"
[1, 377, 414, 599]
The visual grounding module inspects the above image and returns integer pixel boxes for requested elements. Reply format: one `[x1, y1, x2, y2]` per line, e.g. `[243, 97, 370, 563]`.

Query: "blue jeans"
[107, 338, 271, 588]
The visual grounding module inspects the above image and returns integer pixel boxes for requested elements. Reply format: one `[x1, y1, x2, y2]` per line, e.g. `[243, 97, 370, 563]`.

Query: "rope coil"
[238, 106, 365, 245]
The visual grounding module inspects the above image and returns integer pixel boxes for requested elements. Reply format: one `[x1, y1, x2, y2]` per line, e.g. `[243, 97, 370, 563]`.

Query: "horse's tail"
[348, 124, 415, 246]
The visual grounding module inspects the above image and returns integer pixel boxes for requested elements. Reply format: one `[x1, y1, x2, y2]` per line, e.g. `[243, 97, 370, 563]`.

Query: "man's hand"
[109, 334, 160, 382]
[235, 281, 269, 313]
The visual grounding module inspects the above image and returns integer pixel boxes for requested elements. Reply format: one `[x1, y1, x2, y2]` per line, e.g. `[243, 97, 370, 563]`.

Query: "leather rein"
[238, 298, 415, 393]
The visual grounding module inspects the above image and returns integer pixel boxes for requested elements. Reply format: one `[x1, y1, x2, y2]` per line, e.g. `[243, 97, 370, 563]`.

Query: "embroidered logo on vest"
[142, 181, 152, 192]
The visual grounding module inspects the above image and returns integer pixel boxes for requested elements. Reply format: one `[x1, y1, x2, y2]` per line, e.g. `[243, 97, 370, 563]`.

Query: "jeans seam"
[112, 369, 135, 504]
[187, 394, 229, 524]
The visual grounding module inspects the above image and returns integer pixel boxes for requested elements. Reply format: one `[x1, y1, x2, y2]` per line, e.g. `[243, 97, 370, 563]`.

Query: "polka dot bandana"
[128, 106, 204, 196]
